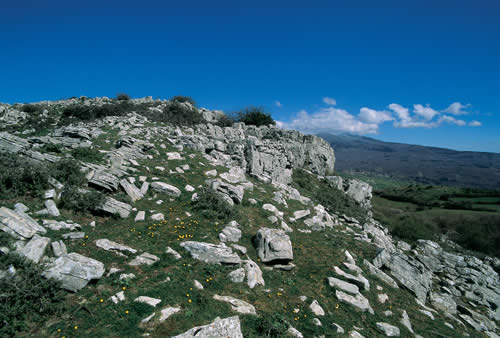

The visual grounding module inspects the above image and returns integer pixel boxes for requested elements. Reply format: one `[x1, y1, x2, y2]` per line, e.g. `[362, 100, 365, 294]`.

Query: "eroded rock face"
[326, 176, 372, 209]
[254, 228, 293, 263]
[172, 316, 243, 338]
[180, 241, 241, 264]
[43, 253, 105, 292]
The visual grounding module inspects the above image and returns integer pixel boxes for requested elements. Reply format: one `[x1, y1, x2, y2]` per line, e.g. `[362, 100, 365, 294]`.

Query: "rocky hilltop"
[0, 97, 499, 337]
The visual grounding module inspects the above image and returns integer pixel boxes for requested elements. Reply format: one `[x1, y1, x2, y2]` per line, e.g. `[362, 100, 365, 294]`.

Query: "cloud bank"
[278, 100, 480, 135]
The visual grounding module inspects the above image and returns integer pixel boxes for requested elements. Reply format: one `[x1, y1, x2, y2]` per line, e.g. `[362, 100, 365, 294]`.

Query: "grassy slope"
[1, 125, 482, 337]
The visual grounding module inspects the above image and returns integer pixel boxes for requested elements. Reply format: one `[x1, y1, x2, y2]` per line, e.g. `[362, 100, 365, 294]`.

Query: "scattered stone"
[98, 197, 133, 218]
[111, 291, 126, 304]
[336, 290, 374, 314]
[51, 240, 67, 257]
[287, 327, 304, 338]
[43, 253, 105, 292]
[378, 293, 389, 304]
[185, 184, 195, 192]
[135, 211, 146, 222]
[254, 227, 293, 263]
[292, 209, 310, 221]
[150, 182, 181, 197]
[180, 241, 241, 264]
[363, 259, 399, 289]
[166, 247, 182, 260]
[309, 300, 325, 316]
[400, 310, 414, 333]
[14, 203, 29, 213]
[312, 318, 322, 326]
[205, 169, 217, 177]
[333, 266, 370, 291]
[62, 232, 85, 240]
[159, 306, 181, 322]
[151, 213, 164, 221]
[332, 323, 345, 333]
[194, 280, 204, 290]
[120, 179, 144, 202]
[430, 291, 457, 315]
[376, 322, 400, 337]
[95, 239, 137, 255]
[0, 206, 46, 239]
[229, 268, 246, 283]
[18, 235, 50, 263]
[219, 226, 242, 243]
[129, 252, 160, 266]
[140, 181, 150, 195]
[231, 244, 247, 255]
[119, 273, 136, 281]
[140, 313, 155, 324]
[172, 316, 243, 338]
[135, 296, 162, 307]
[44, 189, 56, 199]
[349, 330, 366, 338]
[213, 295, 256, 315]
[166, 152, 183, 160]
[327, 277, 360, 295]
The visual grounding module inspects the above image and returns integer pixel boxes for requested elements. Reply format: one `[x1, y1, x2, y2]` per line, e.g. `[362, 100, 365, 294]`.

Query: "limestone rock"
[0, 207, 46, 239]
[159, 306, 181, 322]
[172, 316, 243, 338]
[97, 197, 132, 218]
[213, 295, 256, 315]
[18, 235, 50, 263]
[134, 296, 162, 307]
[95, 239, 137, 255]
[51, 240, 67, 257]
[309, 300, 325, 316]
[219, 226, 242, 243]
[376, 322, 400, 337]
[43, 253, 105, 292]
[180, 241, 241, 264]
[129, 252, 160, 266]
[166, 246, 182, 260]
[244, 258, 265, 288]
[120, 179, 144, 202]
[229, 268, 246, 283]
[150, 182, 182, 197]
[336, 290, 374, 314]
[327, 277, 360, 295]
[254, 227, 293, 263]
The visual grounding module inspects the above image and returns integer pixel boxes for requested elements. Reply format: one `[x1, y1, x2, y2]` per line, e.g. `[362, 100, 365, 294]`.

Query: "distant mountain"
[319, 133, 500, 190]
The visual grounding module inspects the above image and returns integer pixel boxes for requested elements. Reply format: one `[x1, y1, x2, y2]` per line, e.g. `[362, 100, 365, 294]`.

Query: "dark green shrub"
[39, 143, 63, 153]
[244, 313, 289, 337]
[59, 186, 105, 213]
[0, 254, 66, 336]
[71, 147, 104, 163]
[191, 188, 237, 221]
[237, 106, 275, 127]
[21, 104, 44, 114]
[50, 159, 86, 186]
[0, 153, 50, 199]
[116, 93, 131, 101]
[216, 113, 237, 127]
[171, 95, 196, 105]
[149, 101, 202, 125]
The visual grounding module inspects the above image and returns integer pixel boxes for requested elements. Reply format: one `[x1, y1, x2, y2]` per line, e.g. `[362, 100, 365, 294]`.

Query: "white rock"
[205, 169, 217, 177]
[134, 296, 162, 307]
[135, 211, 146, 222]
[378, 293, 389, 304]
[159, 306, 181, 322]
[129, 252, 160, 266]
[111, 291, 126, 304]
[376, 322, 400, 337]
[151, 213, 164, 221]
[185, 184, 195, 192]
[213, 294, 256, 315]
[166, 246, 182, 260]
[287, 327, 304, 338]
[150, 182, 181, 197]
[194, 280, 204, 290]
[166, 152, 183, 160]
[310, 300, 325, 316]
[45, 199, 60, 217]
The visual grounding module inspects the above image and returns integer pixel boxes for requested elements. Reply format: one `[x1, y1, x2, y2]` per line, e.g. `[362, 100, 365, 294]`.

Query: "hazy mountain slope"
[319, 133, 500, 190]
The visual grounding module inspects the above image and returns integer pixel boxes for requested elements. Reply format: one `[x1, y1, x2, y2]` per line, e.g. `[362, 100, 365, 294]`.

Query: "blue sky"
[1, 0, 499, 152]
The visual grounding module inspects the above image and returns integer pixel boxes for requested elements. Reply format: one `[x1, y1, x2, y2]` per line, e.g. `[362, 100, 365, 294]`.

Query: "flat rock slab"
[43, 253, 105, 292]
[376, 322, 400, 337]
[151, 182, 181, 197]
[159, 306, 181, 322]
[172, 316, 243, 338]
[327, 277, 360, 295]
[0, 206, 46, 239]
[62, 232, 85, 240]
[180, 241, 241, 264]
[213, 295, 256, 315]
[134, 296, 162, 307]
[88, 170, 120, 192]
[129, 252, 160, 266]
[51, 240, 67, 257]
[120, 179, 144, 202]
[219, 226, 242, 243]
[336, 290, 374, 314]
[95, 239, 137, 255]
[97, 197, 132, 218]
[45, 199, 60, 217]
[254, 227, 293, 263]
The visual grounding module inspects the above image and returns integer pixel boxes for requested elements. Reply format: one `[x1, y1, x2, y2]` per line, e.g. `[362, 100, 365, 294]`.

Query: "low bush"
[191, 188, 237, 221]
[21, 104, 44, 114]
[237, 106, 275, 127]
[171, 95, 196, 105]
[50, 159, 86, 186]
[116, 93, 131, 101]
[0, 254, 66, 337]
[59, 185, 105, 213]
[38, 143, 63, 153]
[71, 147, 104, 163]
[0, 153, 50, 199]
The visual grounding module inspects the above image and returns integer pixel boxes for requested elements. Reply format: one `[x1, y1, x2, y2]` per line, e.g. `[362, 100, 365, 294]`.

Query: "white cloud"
[322, 97, 337, 106]
[439, 115, 466, 126]
[469, 120, 482, 127]
[280, 107, 379, 134]
[443, 102, 470, 115]
[388, 103, 410, 120]
[413, 104, 439, 120]
[275, 100, 282, 108]
[359, 107, 393, 124]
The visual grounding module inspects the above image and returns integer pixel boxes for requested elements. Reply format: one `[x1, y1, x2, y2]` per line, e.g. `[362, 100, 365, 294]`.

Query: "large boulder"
[172, 316, 243, 338]
[151, 182, 182, 197]
[254, 228, 293, 263]
[180, 241, 241, 264]
[97, 197, 132, 218]
[43, 253, 105, 292]
[17, 235, 51, 263]
[0, 206, 46, 239]
[326, 176, 372, 209]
